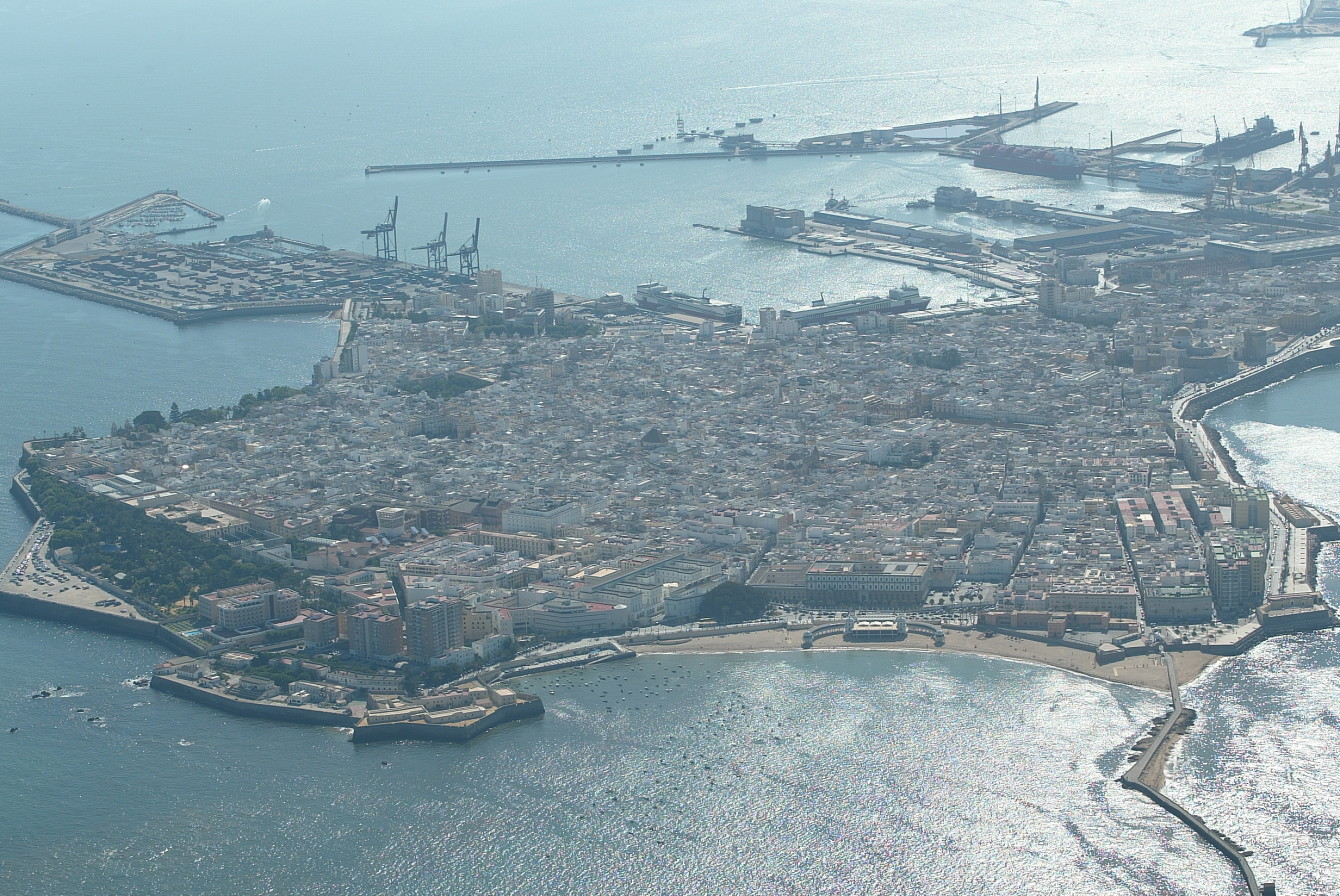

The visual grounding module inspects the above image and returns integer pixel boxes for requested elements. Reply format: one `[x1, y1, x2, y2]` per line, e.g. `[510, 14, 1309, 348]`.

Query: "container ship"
[780, 287, 928, 328]
[635, 282, 743, 324]
[1189, 116, 1295, 163]
[972, 144, 1084, 180]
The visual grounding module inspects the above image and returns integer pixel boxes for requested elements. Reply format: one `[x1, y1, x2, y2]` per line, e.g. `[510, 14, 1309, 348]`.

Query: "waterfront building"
[1229, 486, 1271, 529]
[1255, 592, 1336, 631]
[523, 597, 629, 636]
[740, 205, 807, 239]
[1207, 533, 1268, 619]
[804, 559, 930, 610]
[300, 609, 340, 649]
[1143, 584, 1215, 624]
[1045, 580, 1141, 619]
[198, 580, 300, 629]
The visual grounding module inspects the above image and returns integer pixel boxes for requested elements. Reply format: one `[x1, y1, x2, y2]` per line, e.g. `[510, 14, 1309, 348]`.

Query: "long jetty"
[1119, 654, 1274, 895]
[365, 102, 1078, 175]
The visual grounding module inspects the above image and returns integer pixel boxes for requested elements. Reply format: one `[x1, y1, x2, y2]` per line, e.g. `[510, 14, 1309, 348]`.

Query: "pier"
[365, 102, 1078, 176]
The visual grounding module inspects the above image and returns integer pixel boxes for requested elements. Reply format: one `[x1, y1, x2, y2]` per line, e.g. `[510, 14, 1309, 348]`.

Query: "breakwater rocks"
[349, 698, 545, 744]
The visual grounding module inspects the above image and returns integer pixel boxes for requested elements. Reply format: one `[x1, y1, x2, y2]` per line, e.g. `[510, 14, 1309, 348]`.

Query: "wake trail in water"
[224, 198, 271, 218]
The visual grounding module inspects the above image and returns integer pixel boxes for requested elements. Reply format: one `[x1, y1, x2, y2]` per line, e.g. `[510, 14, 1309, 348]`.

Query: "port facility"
[365, 102, 1080, 175]
[0, 192, 462, 324]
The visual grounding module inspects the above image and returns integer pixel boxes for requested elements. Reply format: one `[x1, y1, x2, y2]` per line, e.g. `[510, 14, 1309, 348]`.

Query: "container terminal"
[0, 192, 490, 324]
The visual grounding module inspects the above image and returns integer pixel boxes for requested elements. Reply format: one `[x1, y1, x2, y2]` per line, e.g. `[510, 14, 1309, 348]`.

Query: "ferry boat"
[635, 282, 743, 324]
[780, 287, 929, 327]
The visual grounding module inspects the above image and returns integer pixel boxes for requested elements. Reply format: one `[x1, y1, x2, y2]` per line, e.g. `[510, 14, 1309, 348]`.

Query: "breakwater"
[1182, 337, 1340, 421]
[366, 102, 1079, 176]
[1120, 655, 1272, 896]
[349, 698, 545, 743]
[150, 672, 353, 726]
[0, 198, 74, 227]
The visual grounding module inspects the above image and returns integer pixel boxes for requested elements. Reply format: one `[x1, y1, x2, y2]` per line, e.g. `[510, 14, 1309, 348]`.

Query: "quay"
[728, 211, 1039, 293]
[365, 102, 1078, 176]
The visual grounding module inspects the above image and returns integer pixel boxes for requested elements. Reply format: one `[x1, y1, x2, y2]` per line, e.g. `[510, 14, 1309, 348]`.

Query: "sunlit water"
[3, 622, 1241, 896]
[2, 0, 1340, 892]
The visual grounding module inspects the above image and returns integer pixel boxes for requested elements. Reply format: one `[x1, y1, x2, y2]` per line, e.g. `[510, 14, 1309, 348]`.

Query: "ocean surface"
[1, 0, 1339, 893]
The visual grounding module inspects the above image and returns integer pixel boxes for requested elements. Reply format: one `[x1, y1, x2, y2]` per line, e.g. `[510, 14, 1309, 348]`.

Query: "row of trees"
[126, 386, 309, 434]
[26, 469, 303, 610]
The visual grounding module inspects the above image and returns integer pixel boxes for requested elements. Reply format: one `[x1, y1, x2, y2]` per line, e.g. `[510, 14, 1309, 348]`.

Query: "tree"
[133, 410, 167, 431]
[698, 582, 769, 624]
[168, 402, 181, 424]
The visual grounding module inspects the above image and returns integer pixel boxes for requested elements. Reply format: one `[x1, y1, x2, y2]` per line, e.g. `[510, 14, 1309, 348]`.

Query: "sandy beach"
[630, 626, 1224, 694]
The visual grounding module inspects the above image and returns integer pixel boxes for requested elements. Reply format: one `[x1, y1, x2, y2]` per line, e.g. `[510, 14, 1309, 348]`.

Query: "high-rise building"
[1207, 533, 1267, 619]
[345, 604, 405, 662]
[404, 596, 465, 662]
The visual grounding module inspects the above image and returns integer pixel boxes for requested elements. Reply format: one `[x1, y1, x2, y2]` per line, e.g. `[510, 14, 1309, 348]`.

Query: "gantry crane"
[361, 196, 399, 262]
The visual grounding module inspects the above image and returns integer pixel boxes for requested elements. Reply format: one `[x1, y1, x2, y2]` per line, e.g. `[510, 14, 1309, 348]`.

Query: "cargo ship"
[972, 144, 1084, 180]
[780, 287, 928, 327]
[635, 282, 743, 324]
[1188, 116, 1295, 163]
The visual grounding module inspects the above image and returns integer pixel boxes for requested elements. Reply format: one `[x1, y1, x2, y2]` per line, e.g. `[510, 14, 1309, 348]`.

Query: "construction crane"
[413, 212, 449, 270]
[362, 196, 399, 262]
[447, 217, 480, 280]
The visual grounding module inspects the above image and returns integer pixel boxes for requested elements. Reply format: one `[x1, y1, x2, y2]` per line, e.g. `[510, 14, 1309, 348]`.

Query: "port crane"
[361, 196, 399, 262]
[446, 217, 480, 280]
[413, 212, 449, 270]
